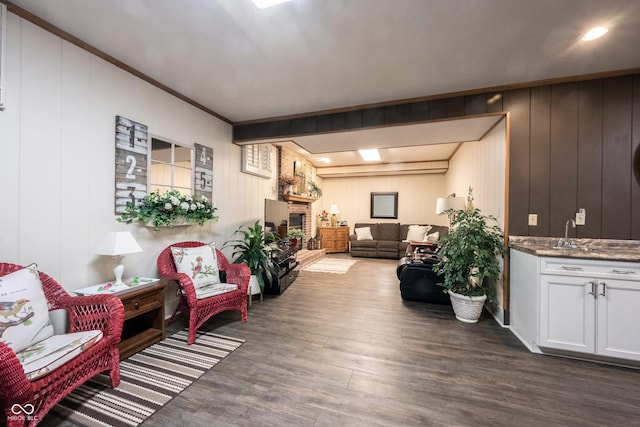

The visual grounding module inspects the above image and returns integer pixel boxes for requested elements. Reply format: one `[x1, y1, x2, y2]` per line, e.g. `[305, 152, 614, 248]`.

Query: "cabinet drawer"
[541, 258, 640, 280]
[121, 291, 162, 318]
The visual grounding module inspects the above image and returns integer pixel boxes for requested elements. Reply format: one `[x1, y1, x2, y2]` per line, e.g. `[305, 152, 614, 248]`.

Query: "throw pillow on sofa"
[355, 227, 374, 241]
[0, 263, 55, 353]
[404, 225, 432, 242]
[425, 231, 440, 243]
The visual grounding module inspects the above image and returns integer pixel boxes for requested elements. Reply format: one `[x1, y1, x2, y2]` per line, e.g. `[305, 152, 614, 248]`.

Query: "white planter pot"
[448, 291, 486, 323]
[248, 275, 261, 296]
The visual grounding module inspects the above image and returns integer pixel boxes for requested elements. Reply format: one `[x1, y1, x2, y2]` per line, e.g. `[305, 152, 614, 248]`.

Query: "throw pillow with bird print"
[170, 243, 221, 290]
[0, 264, 54, 353]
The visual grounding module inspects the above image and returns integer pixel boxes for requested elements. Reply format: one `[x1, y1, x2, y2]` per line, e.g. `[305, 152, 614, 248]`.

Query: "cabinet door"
[335, 227, 349, 252]
[597, 279, 640, 361]
[540, 275, 596, 353]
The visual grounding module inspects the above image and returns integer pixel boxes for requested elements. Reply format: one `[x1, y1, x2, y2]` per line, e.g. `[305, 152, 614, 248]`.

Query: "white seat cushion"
[195, 283, 238, 299]
[16, 330, 103, 380]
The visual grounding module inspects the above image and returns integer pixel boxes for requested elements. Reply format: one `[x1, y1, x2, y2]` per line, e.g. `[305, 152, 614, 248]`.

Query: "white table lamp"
[95, 231, 143, 288]
[435, 196, 465, 215]
[436, 196, 466, 227]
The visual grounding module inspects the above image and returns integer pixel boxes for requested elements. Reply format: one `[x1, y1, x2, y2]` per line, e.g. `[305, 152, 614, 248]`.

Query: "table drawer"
[121, 291, 162, 317]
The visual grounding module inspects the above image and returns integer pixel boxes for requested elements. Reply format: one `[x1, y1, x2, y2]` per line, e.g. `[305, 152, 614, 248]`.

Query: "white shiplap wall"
[0, 13, 275, 315]
[445, 119, 507, 324]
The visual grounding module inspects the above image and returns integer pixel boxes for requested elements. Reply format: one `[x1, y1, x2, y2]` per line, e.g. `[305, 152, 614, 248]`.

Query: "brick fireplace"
[288, 202, 312, 243]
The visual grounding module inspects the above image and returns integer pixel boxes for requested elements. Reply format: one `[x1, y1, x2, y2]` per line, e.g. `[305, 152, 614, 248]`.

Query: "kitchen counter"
[509, 236, 640, 262]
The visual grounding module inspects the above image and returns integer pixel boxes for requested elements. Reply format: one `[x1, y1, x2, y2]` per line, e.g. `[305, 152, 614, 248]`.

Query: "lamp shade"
[329, 204, 340, 215]
[95, 231, 143, 256]
[435, 197, 465, 215]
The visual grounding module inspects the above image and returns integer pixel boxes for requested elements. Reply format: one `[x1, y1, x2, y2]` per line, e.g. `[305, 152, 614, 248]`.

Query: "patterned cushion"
[195, 283, 238, 299]
[17, 330, 103, 380]
[0, 264, 55, 353]
[170, 243, 221, 289]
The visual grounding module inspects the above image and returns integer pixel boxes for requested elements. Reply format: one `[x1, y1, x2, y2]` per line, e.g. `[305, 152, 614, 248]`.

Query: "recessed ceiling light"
[358, 149, 381, 162]
[582, 26, 608, 41]
[251, 0, 291, 9]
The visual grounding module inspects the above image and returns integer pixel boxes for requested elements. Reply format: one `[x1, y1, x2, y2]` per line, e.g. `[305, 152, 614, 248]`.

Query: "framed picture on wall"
[371, 192, 398, 219]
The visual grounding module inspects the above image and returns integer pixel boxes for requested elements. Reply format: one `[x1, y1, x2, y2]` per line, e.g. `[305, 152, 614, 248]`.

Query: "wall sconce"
[95, 231, 143, 289]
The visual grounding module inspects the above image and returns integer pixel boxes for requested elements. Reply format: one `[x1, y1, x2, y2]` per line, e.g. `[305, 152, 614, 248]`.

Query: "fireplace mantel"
[283, 194, 318, 203]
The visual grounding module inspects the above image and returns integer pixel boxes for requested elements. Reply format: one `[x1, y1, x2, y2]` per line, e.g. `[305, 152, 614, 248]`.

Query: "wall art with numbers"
[114, 115, 149, 214]
[194, 143, 213, 201]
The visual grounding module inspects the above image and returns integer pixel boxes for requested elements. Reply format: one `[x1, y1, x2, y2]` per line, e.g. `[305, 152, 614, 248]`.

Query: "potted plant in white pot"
[433, 188, 505, 323]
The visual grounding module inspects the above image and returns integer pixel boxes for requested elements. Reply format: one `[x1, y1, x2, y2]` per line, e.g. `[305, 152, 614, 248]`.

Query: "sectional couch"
[349, 222, 448, 259]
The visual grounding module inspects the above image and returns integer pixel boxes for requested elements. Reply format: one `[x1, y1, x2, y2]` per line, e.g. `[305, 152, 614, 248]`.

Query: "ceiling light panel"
[251, 0, 292, 9]
[358, 149, 381, 162]
[582, 26, 608, 41]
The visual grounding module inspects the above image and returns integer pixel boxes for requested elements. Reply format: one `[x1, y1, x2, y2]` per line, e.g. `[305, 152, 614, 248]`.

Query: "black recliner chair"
[397, 254, 450, 303]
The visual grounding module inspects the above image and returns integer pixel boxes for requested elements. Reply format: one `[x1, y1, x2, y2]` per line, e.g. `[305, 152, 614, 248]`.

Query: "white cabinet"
[539, 274, 596, 353]
[510, 250, 640, 363]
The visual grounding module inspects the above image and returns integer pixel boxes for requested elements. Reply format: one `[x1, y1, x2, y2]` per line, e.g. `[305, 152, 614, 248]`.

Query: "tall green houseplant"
[434, 188, 505, 301]
[223, 220, 278, 292]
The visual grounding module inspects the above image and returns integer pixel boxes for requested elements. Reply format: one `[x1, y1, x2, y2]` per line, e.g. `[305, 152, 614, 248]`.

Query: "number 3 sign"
[114, 115, 148, 214]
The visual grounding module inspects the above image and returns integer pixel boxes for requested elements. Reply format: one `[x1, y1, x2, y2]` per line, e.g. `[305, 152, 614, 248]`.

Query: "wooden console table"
[76, 278, 166, 360]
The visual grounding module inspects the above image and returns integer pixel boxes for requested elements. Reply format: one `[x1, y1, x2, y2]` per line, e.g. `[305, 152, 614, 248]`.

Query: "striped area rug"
[41, 330, 244, 427]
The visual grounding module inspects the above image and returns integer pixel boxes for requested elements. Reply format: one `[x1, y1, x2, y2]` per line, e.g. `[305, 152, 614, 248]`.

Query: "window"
[241, 144, 273, 178]
[150, 137, 193, 196]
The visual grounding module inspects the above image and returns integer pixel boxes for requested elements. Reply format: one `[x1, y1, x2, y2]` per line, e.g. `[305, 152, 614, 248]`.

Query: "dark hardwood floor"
[144, 255, 640, 427]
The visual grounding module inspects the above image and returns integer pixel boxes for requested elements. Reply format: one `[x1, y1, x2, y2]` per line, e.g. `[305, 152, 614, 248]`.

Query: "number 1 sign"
[114, 115, 148, 214]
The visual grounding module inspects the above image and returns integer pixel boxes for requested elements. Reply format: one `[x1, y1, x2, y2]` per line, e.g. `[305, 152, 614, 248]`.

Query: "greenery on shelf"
[433, 187, 505, 301]
[309, 181, 322, 198]
[117, 190, 218, 231]
[222, 220, 278, 292]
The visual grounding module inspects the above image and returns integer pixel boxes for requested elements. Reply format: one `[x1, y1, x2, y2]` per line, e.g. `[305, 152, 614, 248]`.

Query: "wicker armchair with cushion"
[0, 262, 124, 427]
[157, 241, 250, 345]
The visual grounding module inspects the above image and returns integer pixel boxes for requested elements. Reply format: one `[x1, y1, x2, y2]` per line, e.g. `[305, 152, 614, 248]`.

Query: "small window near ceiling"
[150, 137, 193, 195]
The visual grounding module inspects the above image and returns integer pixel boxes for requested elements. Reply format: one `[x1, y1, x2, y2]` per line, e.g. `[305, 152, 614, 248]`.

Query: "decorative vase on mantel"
[285, 184, 294, 194]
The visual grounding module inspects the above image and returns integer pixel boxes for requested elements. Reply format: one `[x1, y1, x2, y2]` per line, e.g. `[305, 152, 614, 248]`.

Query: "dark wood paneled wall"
[234, 73, 640, 240]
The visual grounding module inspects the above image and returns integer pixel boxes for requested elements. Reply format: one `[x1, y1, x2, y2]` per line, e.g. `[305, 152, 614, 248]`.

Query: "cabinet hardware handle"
[134, 301, 140, 309]
[588, 281, 597, 297]
[610, 269, 636, 275]
[561, 265, 583, 271]
[599, 282, 607, 297]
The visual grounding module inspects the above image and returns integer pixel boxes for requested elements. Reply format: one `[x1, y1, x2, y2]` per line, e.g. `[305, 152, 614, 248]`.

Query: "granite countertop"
[509, 236, 640, 262]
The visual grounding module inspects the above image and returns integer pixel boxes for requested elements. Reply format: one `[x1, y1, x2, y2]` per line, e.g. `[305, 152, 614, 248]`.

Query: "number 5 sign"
[194, 143, 213, 201]
[114, 115, 148, 214]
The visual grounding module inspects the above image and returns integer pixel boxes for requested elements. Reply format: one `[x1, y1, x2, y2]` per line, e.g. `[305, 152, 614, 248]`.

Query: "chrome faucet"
[556, 219, 577, 248]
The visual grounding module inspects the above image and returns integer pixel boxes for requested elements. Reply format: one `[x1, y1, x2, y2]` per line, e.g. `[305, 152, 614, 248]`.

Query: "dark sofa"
[349, 222, 448, 259]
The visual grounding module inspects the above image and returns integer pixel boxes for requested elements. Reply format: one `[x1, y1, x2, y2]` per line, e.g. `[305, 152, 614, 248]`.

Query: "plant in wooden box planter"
[433, 187, 505, 323]
[117, 190, 218, 231]
[223, 220, 278, 292]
